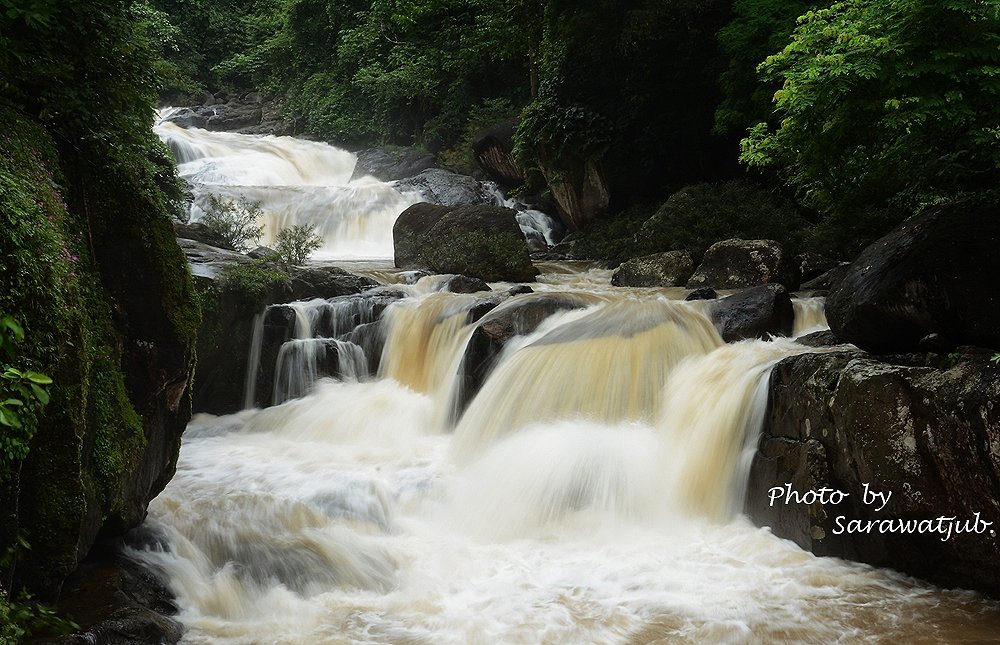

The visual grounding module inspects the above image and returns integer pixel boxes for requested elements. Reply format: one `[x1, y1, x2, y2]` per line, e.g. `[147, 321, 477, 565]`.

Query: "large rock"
[393, 203, 538, 282]
[161, 97, 293, 136]
[184, 243, 380, 414]
[472, 119, 524, 189]
[611, 251, 694, 287]
[173, 221, 234, 250]
[539, 155, 610, 231]
[0, 107, 200, 594]
[747, 351, 1000, 594]
[687, 239, 799, 290]
[45, 535, 181, 645]
[826, 201, 1000, 353]
[351, 147, 436, 182]
[452, 293, 594, 419]
[707, 284, 794, 342]
[391, 168, 491, 206]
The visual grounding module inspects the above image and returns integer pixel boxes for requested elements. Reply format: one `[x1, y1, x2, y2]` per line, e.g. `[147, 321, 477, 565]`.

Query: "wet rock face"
[611, 251, 695, 288]
[472, 119, 524, 189]
[45, 536, 181, 645]
[747, 351, 1000, 595]
[707, 284, 794, 342]
[351, 147, 437, 182]
[825, 200, 1000, 353]
[391, 169, 492, 207]
[687, 239, 799, 290]
[393, 203, 538, 283]
[453, 294, 593, 421]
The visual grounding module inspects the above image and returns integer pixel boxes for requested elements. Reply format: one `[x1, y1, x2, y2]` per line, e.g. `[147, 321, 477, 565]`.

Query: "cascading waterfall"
[156, 116, 565, 260]
[154, 119, 420, 258]
[132, 278, 1000, 644]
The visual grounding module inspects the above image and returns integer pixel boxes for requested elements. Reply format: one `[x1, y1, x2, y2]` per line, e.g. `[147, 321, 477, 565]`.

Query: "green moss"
[0, 105, 199, 594]
[418, 230, 538, 282]
[219, 260, 291, 303]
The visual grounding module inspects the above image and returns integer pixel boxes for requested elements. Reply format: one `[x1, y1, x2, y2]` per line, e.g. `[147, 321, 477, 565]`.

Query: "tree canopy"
[740, 0, 1000, 216]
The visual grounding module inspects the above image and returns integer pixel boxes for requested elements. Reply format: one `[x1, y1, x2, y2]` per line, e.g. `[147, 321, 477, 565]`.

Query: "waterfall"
[133, 267, 1000, 641]
[154, 119, 420, 258]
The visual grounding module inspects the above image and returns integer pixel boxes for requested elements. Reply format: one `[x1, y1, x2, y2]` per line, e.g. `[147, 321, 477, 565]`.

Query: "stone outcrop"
[472, 119, 524, 189]
[182, 239, 380, 414]
[539, 154, 610, 231]
[0, 107, 200, 594]
[706, 284, 794, 342]
[391, 169, 491, 207]
[747, 350, 1000, 595]
[687, 239, 799, 290]
[826, 201, 1000, 353]
[611, 251, 695, 287]
[452, 294, 594, 419]
[351, 147, 437, 182]
[160, 95, 293, 135]
[393, 203, 538, 282]
[44, 534, 181, 645]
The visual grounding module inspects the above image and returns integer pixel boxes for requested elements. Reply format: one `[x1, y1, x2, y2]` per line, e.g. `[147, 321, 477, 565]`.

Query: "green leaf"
[30, 383, 50, 405]
[24, 371, 53, 385]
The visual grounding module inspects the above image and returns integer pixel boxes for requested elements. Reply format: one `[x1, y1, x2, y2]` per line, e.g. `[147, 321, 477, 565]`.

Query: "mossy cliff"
[0, 106, 199, 595]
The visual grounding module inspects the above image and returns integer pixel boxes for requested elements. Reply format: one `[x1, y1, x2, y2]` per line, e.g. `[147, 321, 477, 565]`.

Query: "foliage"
[219, 260, 291, 302]
[0, 318, 51, 475]
[200, 194, 265, 252]
[570, 180, 812, 264]
[637, 180, 811, 259]
[1, 538, 78, 643]
[515, 0, 736, 207]
[274, 224, 323, 265]
[714, 0, 817, 136]
[740, 0, 1000, 217]
[992, 353, 1000, 365]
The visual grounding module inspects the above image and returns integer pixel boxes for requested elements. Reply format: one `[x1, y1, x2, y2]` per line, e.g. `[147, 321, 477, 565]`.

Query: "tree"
[740, 0, 1000, 217]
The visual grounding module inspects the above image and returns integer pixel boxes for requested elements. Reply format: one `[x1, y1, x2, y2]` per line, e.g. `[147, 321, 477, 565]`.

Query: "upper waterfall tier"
[155, 119, 420, 259]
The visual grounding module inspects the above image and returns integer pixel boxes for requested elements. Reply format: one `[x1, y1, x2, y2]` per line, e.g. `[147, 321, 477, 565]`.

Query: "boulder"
[687, 239, 799, 290]
[611, 251, 695, 287]
[393, 203, 538, 282]
[685, 287, 718, 301]
[452, 294, 593, 420]
[183, 241, 380, 414]
[351, 147, 437, 182]
[440, 274, 492, 294]
[707, 284, 794, 342]
[800, 263, 850, 290]
[826, 201, 1000, 353]
[173, 221, 234, 251]
[472, 119, 524, 189]
[794, 330, 843, 348]
[391, 168, 491, 206]
[161, 98, 293, 136]
[46, 535, 181, 645]
[747, 351, 1000, 595]
[796, 252, 841, 284]
[539, 155, 610, 231]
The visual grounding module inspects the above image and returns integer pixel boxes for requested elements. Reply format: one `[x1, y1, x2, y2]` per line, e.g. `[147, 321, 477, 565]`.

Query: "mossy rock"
[394, 203, 538, 282]
[0, 107, 198, 594]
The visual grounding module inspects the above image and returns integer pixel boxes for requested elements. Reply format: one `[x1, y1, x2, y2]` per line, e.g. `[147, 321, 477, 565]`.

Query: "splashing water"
[132, 284, 1000, 644]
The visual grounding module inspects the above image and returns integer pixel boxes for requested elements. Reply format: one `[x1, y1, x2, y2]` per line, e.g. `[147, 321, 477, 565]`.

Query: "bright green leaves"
[741, 0, 1000, 217]
[0, 316, 51, 469]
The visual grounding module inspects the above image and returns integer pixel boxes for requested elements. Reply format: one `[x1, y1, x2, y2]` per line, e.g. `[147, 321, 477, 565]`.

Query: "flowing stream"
[139, 126, 1000, 643]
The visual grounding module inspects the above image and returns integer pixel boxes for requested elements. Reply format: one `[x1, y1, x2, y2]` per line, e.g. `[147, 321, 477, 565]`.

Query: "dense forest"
[148, 0, 1000, 258]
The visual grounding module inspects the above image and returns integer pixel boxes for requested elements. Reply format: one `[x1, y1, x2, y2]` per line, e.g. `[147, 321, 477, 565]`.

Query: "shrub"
[637, 180, 811, 260]
[274, 224, 323, 265]
[200, 194, 264, 253]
